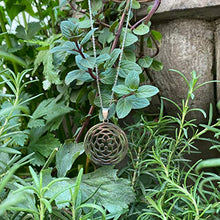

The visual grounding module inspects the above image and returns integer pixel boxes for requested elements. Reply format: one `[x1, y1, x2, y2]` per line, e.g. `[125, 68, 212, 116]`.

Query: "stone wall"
[139, 0, 220, 122]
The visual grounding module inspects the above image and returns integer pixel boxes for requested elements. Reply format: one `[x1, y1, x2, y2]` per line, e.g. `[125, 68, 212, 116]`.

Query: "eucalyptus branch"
[130, 0, 161, 30]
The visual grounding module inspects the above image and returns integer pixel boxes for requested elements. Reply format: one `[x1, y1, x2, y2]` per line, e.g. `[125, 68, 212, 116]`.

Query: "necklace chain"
[88, 0, 133, 120]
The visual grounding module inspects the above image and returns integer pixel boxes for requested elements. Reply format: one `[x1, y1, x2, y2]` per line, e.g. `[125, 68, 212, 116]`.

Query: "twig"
[75, 42, 97, 80]
[75, 105, 95, 143]
[150, 33, 160, 57]
[130, 0, 161, 30]
[110, 0, 130, 52]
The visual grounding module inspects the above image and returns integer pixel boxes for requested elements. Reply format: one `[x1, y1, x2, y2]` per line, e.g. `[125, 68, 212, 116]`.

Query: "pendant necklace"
[84, 0, 133, 166]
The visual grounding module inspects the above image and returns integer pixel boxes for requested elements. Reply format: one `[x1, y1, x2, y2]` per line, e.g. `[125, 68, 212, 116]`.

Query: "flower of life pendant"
[84, 122, 128, 165]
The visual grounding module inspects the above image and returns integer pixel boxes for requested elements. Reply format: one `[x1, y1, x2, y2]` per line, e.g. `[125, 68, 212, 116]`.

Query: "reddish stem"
[75, 42, 97, 80]
[75, 105, 95, 143]
[110, 0, 130, 53]
[130, 0, 161, 30]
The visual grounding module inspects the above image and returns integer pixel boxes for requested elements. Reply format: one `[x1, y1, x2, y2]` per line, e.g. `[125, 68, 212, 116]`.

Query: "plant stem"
[22, 11, 28, 30]
[0, 9, 18, 73]
[130, 0, 161, 30]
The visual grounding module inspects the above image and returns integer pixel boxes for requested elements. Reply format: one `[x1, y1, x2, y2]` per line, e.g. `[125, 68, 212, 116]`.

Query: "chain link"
[88, 0, 133, 120]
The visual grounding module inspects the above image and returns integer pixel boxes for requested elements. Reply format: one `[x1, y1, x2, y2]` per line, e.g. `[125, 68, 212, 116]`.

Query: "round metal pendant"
[84, 122, 128, 165]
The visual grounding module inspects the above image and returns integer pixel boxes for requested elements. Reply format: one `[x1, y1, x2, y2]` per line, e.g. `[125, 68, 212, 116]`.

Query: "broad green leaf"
[100, 68, 117, 85]
[126, 95, 150, 109]
[113, 85, 134, 96]
[28, 133, 60, 159]
[122, 49, 136, 62]
[79, 57, 96, 69]
[136, 85, 159, 98]
[96, 53, 111, 65]
[28, 98, 72, 129]
[104, 48, 121, 69]
[116, 98, 132, 118]
[79, 167, 135, 213]
[75, 54, 89, 71]
[119, 60, 142, 78]
[60, 20, 76, 39]
[151, 30, 162, 42]
[78, 19, 91, 29]
[94, 93, 112, 108]
[150, 59, 163, 71]
[138, 56, 153, 68]
[5, 3, 25, 21]
[109, 20, 119, 32]
[98, 28, 114, 45]
[125, 71, 139, 89]
[133, 23, 150, 36]
[132, 0, 141, 9]
[56, 141, 84, 177]
[65, 70, 92, 85]
[121, 32, 138, 47]
[27, 22, 41, 39]
[92, 0, 102, 14]
[51, 41, 77, 54]
[81, 28, 98, 45]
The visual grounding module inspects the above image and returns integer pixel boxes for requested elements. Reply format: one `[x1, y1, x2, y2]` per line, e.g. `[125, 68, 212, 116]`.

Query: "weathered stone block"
[149, 19, 215, 122]
[216, 19, 220, 103]
[139, 0, 220, 21]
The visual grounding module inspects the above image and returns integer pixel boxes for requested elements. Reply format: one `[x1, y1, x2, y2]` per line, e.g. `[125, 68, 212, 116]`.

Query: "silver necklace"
[84, 0, 133, 165]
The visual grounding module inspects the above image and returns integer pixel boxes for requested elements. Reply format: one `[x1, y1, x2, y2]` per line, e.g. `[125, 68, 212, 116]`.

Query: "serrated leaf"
[138, 56, 153, 68]
[60, 20, 76, 39]
[27, 22, 41, 39]
[79, 167, 135, 213]
[119, 60, 142, 78]
[81, 28, 98, 45]
[126, 95, 150, 109]
[136, 85, 159, 98]
[30, 134, 60, 158]
[56, 141, 84, 177]
[28, 98, 72, 129]
[125, 71, 139, 89]
[133, 23, 150, 36]
[150, 59, 163, 71]
[113, 85, 134, 96]
[116, 98, 132, 118]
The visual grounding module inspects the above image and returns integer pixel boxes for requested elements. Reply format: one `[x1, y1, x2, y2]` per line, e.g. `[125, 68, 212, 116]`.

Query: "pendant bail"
[102, 108, 109, 121]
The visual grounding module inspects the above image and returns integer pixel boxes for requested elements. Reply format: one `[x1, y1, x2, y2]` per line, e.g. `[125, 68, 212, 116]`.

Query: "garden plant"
[0, 0, 220, 219]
